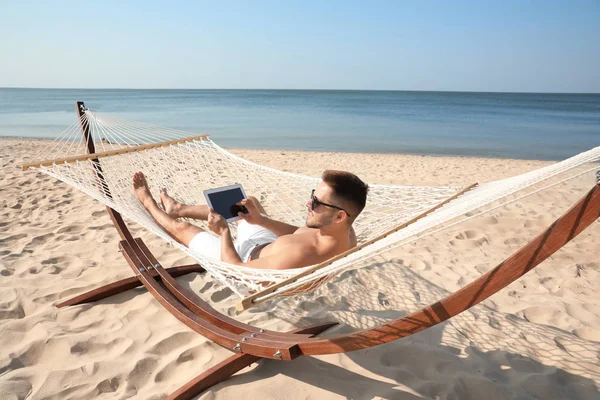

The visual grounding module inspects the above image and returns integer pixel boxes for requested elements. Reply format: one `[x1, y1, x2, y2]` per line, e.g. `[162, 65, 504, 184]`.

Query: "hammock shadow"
[263, 256, 600, 397]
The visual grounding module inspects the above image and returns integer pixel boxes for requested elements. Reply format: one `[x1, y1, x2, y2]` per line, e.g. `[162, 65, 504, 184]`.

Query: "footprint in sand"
[147, 332, 198, 356]
[408, 258, 430, 271]
[455, 230, 479, 240]
[0, 300, 25, 320]
[11, 338, 72, 369]
[126, 357, 159, 388]
[0, 266, 13, 276]
[480, 216, 499, 225]
[450, 230, 487, 248]
[572, 327, 600, 342]
[0, 233, 27, 246]
[57, 224, 84, 234]
[155, 345, 210, 383]
[28, 233, 55, 246]
[89, 224, 114, 231]
[522, 306, 562, 325]
[70, 337, 133, 356]
[95, 377, 121, 395]
[504, 237, 525, 246]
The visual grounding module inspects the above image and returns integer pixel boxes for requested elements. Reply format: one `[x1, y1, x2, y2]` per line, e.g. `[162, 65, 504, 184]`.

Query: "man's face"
[305, 182, 340, 228]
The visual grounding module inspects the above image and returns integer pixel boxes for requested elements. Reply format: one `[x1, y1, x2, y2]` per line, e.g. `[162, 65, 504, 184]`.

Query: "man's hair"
[322, 170, 369, 220]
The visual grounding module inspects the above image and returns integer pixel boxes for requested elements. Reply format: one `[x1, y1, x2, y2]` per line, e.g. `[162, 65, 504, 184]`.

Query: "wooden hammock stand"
[55, 102, 600, 399]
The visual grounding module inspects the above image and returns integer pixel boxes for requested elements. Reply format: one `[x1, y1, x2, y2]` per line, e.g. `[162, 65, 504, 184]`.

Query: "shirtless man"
[132, 170, 368, 270]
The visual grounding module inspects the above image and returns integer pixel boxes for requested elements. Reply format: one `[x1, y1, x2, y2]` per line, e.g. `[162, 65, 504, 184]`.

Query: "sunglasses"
[311, 189, 351, 218]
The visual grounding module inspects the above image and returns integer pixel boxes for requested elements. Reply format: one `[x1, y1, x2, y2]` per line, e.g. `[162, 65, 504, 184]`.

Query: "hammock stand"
[51, 102, 600, 400]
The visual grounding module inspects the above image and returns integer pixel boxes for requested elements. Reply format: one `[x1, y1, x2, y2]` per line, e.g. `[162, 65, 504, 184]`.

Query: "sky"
[1, 1, 599, 92]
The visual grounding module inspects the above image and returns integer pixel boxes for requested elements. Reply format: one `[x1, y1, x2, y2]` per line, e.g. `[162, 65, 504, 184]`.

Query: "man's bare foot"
[133, 172, 155, 208]
[160, 188, 181, 218]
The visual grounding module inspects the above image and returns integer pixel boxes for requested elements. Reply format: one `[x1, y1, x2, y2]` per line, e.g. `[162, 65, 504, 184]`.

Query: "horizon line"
[1, 86, 599, 95]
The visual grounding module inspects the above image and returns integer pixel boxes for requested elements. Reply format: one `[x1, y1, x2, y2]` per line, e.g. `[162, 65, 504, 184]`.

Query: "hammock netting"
[25, 110, 600, 303]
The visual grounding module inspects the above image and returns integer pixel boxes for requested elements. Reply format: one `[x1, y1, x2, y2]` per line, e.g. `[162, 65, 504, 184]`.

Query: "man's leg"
[133, 172, 202, 246]
[160, 190, 268, 220]
[160, 189, 210, 220]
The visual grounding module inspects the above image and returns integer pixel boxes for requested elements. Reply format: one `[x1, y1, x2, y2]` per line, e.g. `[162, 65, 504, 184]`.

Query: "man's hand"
[237, 197, 265, 225]
[207, 208, 229, 236]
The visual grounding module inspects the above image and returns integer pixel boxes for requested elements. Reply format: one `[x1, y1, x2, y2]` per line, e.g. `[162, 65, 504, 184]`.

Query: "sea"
[1, 88, 599, 160]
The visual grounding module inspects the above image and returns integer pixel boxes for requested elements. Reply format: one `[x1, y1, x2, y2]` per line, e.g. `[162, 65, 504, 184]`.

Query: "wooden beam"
[236, 183, 478, 311]
[22, 134, 210, 170]
[56, 264, 205, 308]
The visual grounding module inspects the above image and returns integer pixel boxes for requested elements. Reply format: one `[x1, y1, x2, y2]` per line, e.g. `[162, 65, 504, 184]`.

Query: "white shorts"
[188, 220, 278, 262]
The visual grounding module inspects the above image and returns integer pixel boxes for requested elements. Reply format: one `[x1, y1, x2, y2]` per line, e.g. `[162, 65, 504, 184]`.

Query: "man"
[132, 170, 368, 270]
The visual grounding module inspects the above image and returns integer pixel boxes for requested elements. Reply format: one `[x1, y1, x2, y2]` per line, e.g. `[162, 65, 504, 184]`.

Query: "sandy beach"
[1, 137, 599, 399]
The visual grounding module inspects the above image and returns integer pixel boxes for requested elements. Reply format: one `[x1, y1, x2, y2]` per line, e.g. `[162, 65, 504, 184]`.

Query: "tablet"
[203, 184, 248, 223]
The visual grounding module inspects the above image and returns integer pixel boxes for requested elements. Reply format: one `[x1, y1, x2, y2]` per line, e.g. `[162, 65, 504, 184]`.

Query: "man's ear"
[336, 210, 347, 223]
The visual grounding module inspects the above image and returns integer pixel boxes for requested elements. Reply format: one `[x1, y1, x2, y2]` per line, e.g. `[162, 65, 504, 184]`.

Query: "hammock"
[23, 105, 600, 310]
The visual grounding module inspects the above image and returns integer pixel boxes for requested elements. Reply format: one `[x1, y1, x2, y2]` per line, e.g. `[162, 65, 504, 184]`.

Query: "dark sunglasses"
[311, 189, 351, 218]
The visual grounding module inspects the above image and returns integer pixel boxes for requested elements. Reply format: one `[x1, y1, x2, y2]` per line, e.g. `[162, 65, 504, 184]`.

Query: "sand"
[1, 138, 599, 399]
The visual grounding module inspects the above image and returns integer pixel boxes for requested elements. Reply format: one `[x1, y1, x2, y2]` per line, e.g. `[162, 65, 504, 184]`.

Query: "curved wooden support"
[56, 264, 205, 308]
[295, 183, 600, 356]
[166, 322, 337, 400]
[120, 240, 317, 360]
[130, 239, 316, 342]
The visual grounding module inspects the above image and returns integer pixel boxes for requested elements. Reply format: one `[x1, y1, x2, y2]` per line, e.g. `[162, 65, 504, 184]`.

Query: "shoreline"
[2, 135, 559, 163]
[5, 137, 555, 187]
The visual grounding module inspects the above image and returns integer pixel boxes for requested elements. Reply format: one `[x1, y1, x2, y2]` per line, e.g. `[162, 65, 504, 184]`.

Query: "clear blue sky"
[1, 1, 599, 92]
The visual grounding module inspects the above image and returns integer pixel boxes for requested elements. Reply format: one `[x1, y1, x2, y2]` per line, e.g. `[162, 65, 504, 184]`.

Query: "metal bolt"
[273, 350, 282, 358]
[242, 337, 248, 342]
[155, 263, 160, 269]
[139, 267, 145, 272]
[233, 343, 241, 352]
[259, 329, 265, 333]
[250, 333, 258, 337]
[147, 266, 153, 270]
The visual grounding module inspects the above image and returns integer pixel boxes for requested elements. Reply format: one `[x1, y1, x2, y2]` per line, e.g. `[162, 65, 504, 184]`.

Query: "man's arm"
[237, 197, 299, 236]
[219, 229, 314, 269]
[206, 208, 244, 264]
[255, 215, 299, 237]
[220, 229, 243, 264]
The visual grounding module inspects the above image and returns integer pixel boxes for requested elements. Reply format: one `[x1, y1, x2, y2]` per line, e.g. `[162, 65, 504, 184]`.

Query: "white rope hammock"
[24, 110, 600, 303]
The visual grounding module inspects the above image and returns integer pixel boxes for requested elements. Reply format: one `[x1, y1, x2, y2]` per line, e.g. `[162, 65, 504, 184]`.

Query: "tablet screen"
[206, 187, 245, 220]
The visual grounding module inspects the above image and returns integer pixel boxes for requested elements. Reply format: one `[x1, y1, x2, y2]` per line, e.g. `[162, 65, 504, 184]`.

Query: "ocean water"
[0, 88, 599, 160]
